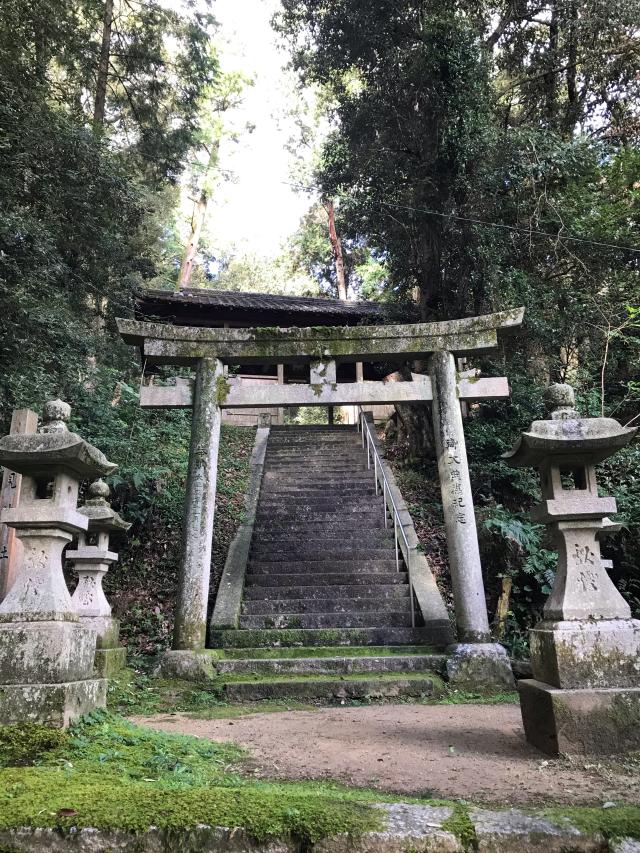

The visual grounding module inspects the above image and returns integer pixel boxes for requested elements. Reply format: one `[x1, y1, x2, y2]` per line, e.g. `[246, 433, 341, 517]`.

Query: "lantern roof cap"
[503, 384, 637, 467]
[0, 401, 117, 479]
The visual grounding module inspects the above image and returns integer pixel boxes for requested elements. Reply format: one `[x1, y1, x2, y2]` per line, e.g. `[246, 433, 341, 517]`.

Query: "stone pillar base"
[0, 621, 97, 683]
[530, 619, 640, 688]
[446, 643, 515, 692]
[0, 679, 107, 727]
[94, 646, 127, 678]
[159, 649, 219, 681]
[519, 678, 640, 756]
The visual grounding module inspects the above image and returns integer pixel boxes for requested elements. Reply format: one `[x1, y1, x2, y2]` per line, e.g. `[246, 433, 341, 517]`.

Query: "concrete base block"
[94, 646, 127, 678]
[519, 678, 640, 755]
[446, 643, 515, 692]
[0, 678, 107, 727]
[159, 649, 220, 681]
[531, 619, 640, 688]
[0, 621, 97, 684]
[82, 615, 121, 649]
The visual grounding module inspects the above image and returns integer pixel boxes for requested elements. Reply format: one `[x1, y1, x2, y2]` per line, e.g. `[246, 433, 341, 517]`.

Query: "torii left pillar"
[174, 357, 224, 651]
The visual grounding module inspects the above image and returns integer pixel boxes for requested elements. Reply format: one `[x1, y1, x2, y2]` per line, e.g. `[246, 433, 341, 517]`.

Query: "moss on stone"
[544, 806, 640, 841]
[221, 645, 439, 660]
[441, 804, 476, 847]
[215, 375, 232, 406]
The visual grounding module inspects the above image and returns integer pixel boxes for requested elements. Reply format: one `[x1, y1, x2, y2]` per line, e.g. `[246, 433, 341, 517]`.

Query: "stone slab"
[0, 621, 97, 683]
[0, 802, 620, 853]
[94, 646, 127, 678]
[210, 429, 269, 631]
[83, 615, 121, 648]
[530, 619, 640, 689]
[446, 643, 515, 692]
[471, 807, 602, 851]
[519, 678, 640, 755]
[316, 804, 461, 853]
[159, 649, 220, 681]
[0, 678, 106, 726]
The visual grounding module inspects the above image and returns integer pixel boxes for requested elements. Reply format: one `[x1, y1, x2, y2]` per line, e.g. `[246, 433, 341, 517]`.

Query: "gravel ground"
[134, 703, 639, 805]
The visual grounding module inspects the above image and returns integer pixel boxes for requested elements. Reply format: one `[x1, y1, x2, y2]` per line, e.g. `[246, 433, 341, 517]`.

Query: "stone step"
[245, 571, 407, 587]
[221, 674, 440, 702]
[209, 626, 444, 648]
[252, 531, 394, 545]
[254, 512, 386, 524]
[252, 521, 387, 534]
[217, 653, 445, 676]
[250, 549, 397, 562]
[248, 559, 401, 573]
[242, 597, 411, 615]
[250, 549, 396, 563]
[262, 472, 374, 483]
[265, 449, 363, 458]
[260, 486, 377, 497]
[239, 611, 416, 629]
[265, 458, 366, 465]
[244, 583, 409, 600]
[256, 502, 384, 515]
[257, 496, 383, 507]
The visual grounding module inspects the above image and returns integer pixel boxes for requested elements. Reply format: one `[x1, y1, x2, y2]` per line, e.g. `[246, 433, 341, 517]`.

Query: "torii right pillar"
[430, 350, 514, 691]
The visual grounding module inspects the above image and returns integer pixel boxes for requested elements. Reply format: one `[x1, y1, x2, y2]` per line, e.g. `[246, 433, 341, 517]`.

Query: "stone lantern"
[0, 400, 117, 726]
[68, 479, 130, 677]
[503, 383, 640, 754]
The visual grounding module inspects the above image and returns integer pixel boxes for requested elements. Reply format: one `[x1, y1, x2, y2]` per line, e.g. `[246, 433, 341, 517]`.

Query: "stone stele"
[67, 479, 131, 678]
[0, 400, 117, 726]
[503, 383, 640, 755]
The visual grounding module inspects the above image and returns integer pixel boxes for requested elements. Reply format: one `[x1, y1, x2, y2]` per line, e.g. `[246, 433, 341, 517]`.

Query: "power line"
[378, 201, 640, 255]
[277, 179, 640, 256]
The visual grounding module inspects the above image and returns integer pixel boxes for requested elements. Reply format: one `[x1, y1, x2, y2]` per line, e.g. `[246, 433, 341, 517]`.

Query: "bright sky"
[205, 0, 315, 259]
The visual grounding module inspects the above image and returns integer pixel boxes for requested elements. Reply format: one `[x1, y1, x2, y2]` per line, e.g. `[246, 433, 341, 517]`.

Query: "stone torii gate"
[118, 308, 524, 678]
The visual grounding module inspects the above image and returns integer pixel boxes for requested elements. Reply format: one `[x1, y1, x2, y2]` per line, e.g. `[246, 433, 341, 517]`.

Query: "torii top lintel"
[116, 308, 524, 367]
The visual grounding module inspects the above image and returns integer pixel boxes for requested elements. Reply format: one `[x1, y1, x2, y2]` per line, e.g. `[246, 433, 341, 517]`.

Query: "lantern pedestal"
[504, 383, 639, 755]
[0, 401, 116, 726]
[519, 680, 640, 756]
[68, 479, 131, 678]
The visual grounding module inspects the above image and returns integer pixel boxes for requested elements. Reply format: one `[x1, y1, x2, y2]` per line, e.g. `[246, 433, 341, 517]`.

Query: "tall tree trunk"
[564, 0, 579, 135]
[544, 0, 559, 126]
[323, 198, 348, 301]
[178, 190, 208, 289]
[178, 141, 219, 290]
[93, 0, 114, 128]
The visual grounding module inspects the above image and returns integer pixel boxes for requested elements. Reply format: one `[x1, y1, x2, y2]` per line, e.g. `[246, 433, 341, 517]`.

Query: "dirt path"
[134, 703, 638, 805]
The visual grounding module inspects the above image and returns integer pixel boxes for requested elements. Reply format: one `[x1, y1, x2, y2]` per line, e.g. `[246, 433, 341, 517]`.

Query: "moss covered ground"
[1, 712, 640, 843]
[0, 711, 382, 840]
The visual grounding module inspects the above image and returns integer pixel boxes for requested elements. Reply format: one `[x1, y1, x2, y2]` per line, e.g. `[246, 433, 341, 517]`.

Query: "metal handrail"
[356, 408, 417, 627]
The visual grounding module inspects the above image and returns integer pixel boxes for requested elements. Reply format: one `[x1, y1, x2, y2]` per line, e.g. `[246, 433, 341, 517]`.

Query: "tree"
[178, 72, 250, 289]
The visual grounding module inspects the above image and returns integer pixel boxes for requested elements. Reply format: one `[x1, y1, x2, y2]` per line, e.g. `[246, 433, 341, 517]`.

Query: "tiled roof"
[137, 288, 386, 319]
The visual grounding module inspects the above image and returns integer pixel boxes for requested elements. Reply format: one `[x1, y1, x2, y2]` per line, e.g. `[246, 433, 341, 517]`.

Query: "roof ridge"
[141, 287, 383, 309]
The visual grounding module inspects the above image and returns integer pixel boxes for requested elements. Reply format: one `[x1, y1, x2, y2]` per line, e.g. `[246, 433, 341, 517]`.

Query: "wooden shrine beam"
[139, 376, 510, 410]
[117, 308, 524, 367]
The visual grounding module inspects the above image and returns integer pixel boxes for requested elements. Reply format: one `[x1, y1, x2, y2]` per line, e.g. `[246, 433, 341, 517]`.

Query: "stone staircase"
[209, 425, 450, 701]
